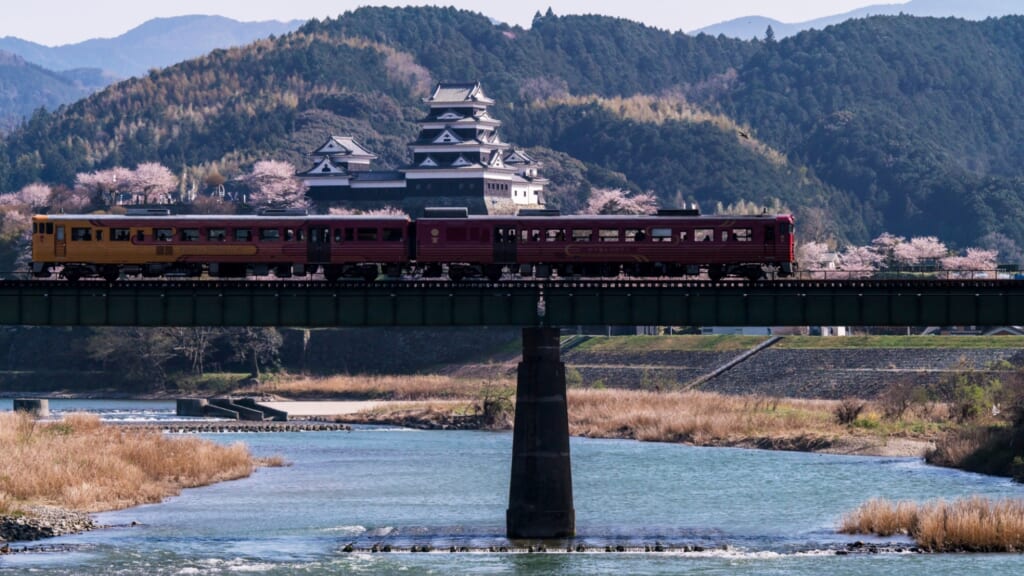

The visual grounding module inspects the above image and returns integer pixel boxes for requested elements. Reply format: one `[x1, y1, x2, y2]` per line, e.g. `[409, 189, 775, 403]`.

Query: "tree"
[225, 327, 283, 379]
[74, 167, 134, 206]
[941, 248, 998, 277]
[583, 188, 657, 215]
[837, 245, 883, 278]
[128, 162, 178, 204]
[796, 241, 832, 277]
[765, 25, 776, 43]
[14, 183, 51, 209]
[893, 236, 947, 267]
[167, 327, 217, 375]
[86, 328, 176, 389]
[240, 160, 308, 210]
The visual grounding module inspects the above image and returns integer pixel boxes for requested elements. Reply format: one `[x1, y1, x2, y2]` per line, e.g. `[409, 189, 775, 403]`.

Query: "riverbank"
[0, 412, 279, 544]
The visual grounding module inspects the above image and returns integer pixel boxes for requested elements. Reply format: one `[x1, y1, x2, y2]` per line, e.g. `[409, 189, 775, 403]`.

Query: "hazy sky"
[1, 1, 901, 46]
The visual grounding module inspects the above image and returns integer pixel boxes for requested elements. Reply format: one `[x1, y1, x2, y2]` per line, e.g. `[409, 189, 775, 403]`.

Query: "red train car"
[415, 209, 795, 282]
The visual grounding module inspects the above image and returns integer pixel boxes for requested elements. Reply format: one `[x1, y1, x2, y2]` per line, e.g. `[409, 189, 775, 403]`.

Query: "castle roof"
[424, 82, 494, 106]
[311, 136, 378, 160]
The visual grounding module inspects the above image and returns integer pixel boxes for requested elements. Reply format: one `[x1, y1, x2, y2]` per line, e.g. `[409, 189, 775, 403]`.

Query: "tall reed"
[841, 497, 1024, 552]
[0, 412, 256, 513]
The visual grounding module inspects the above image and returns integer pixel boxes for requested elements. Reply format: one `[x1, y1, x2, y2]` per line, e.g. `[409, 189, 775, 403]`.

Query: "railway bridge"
[4, 277, 1023, 539]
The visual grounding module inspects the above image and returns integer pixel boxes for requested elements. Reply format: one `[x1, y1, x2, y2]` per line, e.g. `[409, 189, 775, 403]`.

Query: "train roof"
[34, 214, 411, 222]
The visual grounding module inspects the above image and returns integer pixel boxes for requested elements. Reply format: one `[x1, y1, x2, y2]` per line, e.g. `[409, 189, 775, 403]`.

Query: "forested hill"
[2, 7, 1024, 249]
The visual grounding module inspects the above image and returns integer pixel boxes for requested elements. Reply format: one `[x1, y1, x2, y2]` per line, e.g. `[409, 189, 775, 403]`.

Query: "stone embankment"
[0, 506, 96, 545]
[703, 348, 1024, 398]
[559, 345, 1024, 398]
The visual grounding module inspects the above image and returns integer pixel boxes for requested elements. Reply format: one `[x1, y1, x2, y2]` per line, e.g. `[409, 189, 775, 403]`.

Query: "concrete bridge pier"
[506, 327, 575, 539]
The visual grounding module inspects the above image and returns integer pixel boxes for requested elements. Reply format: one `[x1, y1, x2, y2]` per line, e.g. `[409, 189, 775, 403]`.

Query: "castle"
[300, 82, 547, 215]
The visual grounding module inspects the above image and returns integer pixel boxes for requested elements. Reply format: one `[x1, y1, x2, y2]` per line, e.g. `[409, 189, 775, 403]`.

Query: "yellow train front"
[30, 211, 411, 282]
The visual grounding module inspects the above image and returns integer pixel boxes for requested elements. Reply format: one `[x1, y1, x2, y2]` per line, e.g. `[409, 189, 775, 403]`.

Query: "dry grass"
[841, 497, 1024, 552]
[567, 389, 844, 444]
[0, 412, 257, 514]
[257, 374, 514, 400]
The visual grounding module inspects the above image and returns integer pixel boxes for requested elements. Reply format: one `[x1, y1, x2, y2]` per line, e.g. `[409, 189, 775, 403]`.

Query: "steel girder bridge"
[1, 279, 1023, 328]
[7, 277, 1024, 539]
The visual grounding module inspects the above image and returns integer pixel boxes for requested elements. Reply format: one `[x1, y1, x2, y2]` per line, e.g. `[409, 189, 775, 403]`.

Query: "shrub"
[834, 398, 865, 425]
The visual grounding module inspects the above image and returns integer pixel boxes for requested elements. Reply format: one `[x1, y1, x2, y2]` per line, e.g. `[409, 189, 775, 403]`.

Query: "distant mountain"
[0, 15, 304, 78]
[0, 50, 113, 132]
[694, 0, 1022, 39]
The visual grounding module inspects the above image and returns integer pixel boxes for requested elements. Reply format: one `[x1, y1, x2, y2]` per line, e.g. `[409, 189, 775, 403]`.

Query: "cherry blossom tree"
[128, 162, 178, 204]
[893, 236, 947, 267]
[583, 188, 658, 215]
[837, 245, 884, 279]
[941, 248, 999, 278]
[75, 167, 134, 206]
[15, 183, 52, 209]
[240, 160, 308, 210]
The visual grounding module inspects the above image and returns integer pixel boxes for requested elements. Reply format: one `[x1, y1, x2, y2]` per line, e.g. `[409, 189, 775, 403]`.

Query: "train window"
[357, 228, 378, 241]
[679, 230, 689, 242]
[46, 223, 53, 235]
[284, 229, 295, 241]
[546, 229, 564, 242]
[259, 228, 280, 241]
[207, 228, 227, 241]
[652, 228, 672, 243]
[383, 228, 403, 242]
[56, 227, 65, 241]
[155, 228, 173, 242]
[625, 229, 641, 242]
[345, 229, 354, 241]
[599, 229, 620, 242]
[71, 227, 92, 241]
[447, 228, 467, 241]
[334, 228, 343, 242]
[765, 227, 775, 243]
[136, 230, 144, 241]
[780, 223, 792, 236]
[732, 228, 753, 242]
[96, 230, 103, 241]
[235, 229, 252, 241]
[572, 229, 592, 242]
[112, 228, 130, 241]
[529, 229, 541, 242]
[296, 229, 304, 241]
[695, 228, 714, 242]
[180, 228, 200, 242]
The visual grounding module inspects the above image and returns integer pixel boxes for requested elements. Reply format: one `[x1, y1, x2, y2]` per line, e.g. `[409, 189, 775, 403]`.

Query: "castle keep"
[300, 82, 547, 215]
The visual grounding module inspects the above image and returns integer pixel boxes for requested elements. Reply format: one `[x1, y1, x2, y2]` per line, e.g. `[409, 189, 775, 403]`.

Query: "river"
[1, 401, 1023, 574]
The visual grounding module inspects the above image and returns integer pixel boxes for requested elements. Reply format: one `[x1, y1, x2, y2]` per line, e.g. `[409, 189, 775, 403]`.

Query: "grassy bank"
[0, 412, 273, 515]
[251, 374, 514, 400]
[841, 497, 1024, 552]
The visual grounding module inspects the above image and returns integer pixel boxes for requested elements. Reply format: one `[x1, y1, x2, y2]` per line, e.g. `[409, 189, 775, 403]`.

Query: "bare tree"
[226, 327, 283, 379]
[167, 327, 218, 375]
[583, 188, 658, 215]
[240, 160, 309, 210]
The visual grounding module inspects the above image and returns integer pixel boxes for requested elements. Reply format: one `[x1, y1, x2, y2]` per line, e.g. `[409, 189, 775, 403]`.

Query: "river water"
[2, 401, 1023, 574]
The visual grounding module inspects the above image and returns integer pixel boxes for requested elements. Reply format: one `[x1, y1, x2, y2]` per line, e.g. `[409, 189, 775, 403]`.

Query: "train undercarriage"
[34, 260, 795, 283]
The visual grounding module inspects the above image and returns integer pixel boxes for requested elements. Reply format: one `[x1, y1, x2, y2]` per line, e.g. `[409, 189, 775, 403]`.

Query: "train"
[29, 208, 796, 282]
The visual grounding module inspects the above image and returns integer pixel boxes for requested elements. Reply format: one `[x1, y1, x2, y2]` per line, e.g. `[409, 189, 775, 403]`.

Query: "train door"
[493, 225, 517, 264]
[55, 225, 66, 258]
[763, 223, 776, 259]
[307, 226, 331, 263]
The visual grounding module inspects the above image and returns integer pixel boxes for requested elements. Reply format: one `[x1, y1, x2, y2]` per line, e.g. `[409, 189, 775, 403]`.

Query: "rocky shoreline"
[0, 506, 96, 549]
